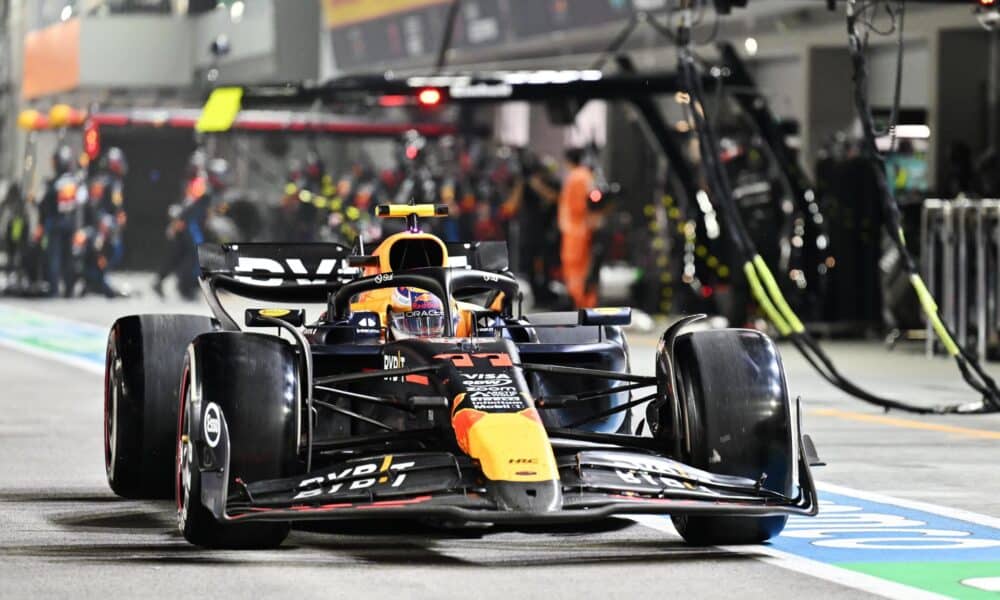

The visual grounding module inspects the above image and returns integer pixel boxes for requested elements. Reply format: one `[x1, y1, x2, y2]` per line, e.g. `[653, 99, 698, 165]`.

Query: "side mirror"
[347, 255, 379, 268]
[578, 307, 631, 326]
[245, 308, 305, 327]
[348, 311, 382, 333]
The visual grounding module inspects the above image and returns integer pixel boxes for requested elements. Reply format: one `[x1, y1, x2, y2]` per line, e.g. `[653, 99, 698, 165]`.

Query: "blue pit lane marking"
[0, 305, 106, 373]
[636, 482, 1000, 599]
[772, 485, 1000, 562]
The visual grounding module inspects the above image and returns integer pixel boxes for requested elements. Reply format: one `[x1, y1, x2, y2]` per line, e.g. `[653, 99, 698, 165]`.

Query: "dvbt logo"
[233, 257, 357, 286]
[384, 352, 406, 382]
[293, 458, 417, 500]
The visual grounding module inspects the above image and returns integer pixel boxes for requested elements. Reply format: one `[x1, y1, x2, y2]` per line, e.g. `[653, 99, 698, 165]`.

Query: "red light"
[405, 146, 418, 160]
[83, 121, 100, 159]
[982, 0, 997, 7]
[589, 189, 603, 203]
[700, 285, 714, 299]
[379, 95, 409, 107]
[417, 88, 442, 106]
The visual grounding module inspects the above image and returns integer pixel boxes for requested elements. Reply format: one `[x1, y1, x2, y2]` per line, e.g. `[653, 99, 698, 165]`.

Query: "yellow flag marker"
[196, 87, 243, 132]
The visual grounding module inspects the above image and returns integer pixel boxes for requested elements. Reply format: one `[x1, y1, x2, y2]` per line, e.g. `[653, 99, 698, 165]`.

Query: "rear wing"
[198, 242, 362, 322]
[199, 243, 359, 291]
[198, 243, 361, 330]
[197, 241, 512, 329]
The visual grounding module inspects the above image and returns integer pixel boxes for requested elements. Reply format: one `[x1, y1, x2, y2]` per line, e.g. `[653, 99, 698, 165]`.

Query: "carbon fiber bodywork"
[174, 241, 819, 538]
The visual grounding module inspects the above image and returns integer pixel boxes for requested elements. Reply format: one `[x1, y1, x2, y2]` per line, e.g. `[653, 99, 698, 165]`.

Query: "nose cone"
[490, 480, 563, 513]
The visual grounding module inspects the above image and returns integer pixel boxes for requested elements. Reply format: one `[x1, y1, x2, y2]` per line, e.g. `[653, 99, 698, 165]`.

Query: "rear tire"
[667, 329, 794, 546]
[177, 332, 298, 549]
[104, 314, 216, 499]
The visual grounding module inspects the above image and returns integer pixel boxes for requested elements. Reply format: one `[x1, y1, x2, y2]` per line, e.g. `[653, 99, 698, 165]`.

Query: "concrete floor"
[2, 280, 999, 599]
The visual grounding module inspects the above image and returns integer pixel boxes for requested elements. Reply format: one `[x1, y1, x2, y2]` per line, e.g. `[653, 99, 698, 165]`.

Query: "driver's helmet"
[388, 287, 457, 338]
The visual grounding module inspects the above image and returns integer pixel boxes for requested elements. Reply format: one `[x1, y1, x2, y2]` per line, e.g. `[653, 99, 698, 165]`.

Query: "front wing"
[205, 443, 818, 525]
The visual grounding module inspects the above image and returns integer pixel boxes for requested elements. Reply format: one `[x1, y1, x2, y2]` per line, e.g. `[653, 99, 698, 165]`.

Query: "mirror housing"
[578, 307, 631, 326]
[245, 308, 305, 328]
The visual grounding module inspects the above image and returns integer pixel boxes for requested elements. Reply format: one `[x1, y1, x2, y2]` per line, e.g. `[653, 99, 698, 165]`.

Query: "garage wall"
[79, 17, 193, 88]
[804, 47, 855, 177]
[933, 30, 991, 191]
[273, 0, 320, 83]
[746, 41, 930, 177]
[749, 56, 803, 124]
[191, 0, 318, 84]
[867, 41, 930, 109]
[193, 2, 275, 72]
[43, 0, 315, 93]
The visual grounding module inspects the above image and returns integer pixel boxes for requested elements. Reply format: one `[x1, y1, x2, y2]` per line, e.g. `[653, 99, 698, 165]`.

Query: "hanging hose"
[845, 0, 1000, 412]
[670, 1, 999, 415]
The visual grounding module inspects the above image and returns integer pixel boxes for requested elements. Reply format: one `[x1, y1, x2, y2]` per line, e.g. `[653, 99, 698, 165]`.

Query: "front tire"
[177, 332, 298, 549]
[667, 329, 794, 546]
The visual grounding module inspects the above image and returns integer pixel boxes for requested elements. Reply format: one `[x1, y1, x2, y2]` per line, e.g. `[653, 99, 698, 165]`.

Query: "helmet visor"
[390, 308, 446, 338]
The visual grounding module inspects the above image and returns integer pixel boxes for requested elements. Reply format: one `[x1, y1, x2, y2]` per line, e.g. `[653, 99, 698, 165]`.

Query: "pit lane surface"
[3, 289, 1000, 599]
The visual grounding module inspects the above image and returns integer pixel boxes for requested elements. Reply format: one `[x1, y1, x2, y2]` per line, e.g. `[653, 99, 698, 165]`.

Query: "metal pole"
[976, 202, 988, 361]
[921, 199, 940, 357]
[993, 206, 1000, 351]
[958, 200, 969, 351]
[434, 0, 462, 73]
[989, 31, 1000, 154]
[942, 203, 955, 350]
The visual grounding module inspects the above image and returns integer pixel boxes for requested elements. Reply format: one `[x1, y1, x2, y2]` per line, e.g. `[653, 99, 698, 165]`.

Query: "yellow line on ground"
[813, 407, 1000, 439]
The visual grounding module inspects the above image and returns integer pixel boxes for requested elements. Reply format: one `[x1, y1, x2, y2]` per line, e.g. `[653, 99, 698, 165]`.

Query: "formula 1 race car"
[103, 204, 818, 549]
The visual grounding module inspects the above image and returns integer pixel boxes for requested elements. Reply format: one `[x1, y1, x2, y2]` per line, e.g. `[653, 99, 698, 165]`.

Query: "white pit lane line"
[633, 480, 1000, 600]
[814, 482, 1000, 528]
[631, 513, 946, 600]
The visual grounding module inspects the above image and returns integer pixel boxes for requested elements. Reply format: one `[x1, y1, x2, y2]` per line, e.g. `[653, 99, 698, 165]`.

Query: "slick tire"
[104, 314, 216, 499]
[668, 329, 794, 546]
[177, 332, 298, 549]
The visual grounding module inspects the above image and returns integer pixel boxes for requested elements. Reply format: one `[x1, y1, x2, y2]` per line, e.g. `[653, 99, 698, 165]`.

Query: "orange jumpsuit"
[558, 165, 597, 308]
